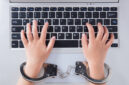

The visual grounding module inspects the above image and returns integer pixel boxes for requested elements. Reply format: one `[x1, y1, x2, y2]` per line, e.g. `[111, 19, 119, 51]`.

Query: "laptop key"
[114, 33, 118, 39]
[27, 12, 33, 18]
[46, 33, 50, 39]
[65, 7, 72, 11]
[107, 26, 118, 32]
[12, 7, 19, 11]
[19, 12, 26, 18]
[35, 7, 41, 11]
[58, 7, 64, 11]
[85, 12, 92, 18]
[69, 26, 75, 32]
[23, 19, 29, 25]
[12, 12, 18, 18]
[56, 12, 62, 18]
[111, 7, 117, 11]
[93, 26, 98, 32]
[89, 19, 95, 25]
[75, 19, 81, 25]
[64, 12, 70, 18]
[84, 26, 88, 32]
[12, 26, 24, 32]
[47, 40, 78, 48]
[42, 12, 48, 18]
[107, 12, 117, 18]
[62, 26, 68, 32]
[34, 12, 40, 18]
[49, 12, 55, 18]
[60, 19, 66, 25]
[96, 7, 102, 11]
[19, 41, 24, 48]
[80, 7, 87, 11]
[73, 7, 79, 11]
[53, 19, 59, 25]
[93, 12, 99, 18]
[78, 12, 84, 18]
[104, 19, 110, 25]
[111, 43, 118, 47]
[12, 41, 18, 48]
[68, 19, 74, 25]
[55, 26, 61, 32]
[103, 7, 109, 11]
[71, 12, 77, 18]
[88, 7, 95, 11]
[43, 7, 49, 11]
[97, 19, 103, 25]
[12, 19, 22, 25]
[47, 26, 53, 32]
[50, 7, 57, 11]
[45, 19, 51, 25]
[111, 19, 117, 25]
[73, 33, 79, 39]
[82, 19, 88, 25]
[66, 33, 72, 39]
[27, 7, 34, 11]
[100, 12, 106, 18]
[51, 33, 57, 39]
[38, 19, 44, 25]
[109, 33, 118, 39]
[12, 33, 21, 39]
[77, 26, 83, 32]
[20, 7, 26, 11]
[58, 33, 65, 39]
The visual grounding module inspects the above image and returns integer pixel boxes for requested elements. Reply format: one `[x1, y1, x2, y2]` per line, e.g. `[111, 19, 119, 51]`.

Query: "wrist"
[88, 63, 105, 80]
[24, 63, 43, 78]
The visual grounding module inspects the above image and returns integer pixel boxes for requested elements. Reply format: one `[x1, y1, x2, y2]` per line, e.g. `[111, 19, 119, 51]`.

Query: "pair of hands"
[21, 20, 114, 78]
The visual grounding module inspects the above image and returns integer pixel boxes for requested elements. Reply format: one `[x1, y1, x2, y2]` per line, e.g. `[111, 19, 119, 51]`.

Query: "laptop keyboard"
[11, 7, 118, 48]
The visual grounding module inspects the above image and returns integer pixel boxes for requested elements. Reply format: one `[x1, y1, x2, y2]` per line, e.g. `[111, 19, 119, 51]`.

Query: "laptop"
[10, 0, 119, 83]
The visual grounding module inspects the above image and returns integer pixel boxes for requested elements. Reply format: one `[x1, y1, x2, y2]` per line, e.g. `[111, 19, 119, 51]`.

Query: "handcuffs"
[20, 61, 111, 84]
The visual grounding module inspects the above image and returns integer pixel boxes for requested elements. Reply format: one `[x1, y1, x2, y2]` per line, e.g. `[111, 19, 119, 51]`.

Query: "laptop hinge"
[10, 0, 119, 3]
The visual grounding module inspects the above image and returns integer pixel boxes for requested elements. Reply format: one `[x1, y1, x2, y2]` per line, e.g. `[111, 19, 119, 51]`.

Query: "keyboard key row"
[12, 25, 118, 33]
[12, 19, 118, 26]
[12, 12, 117, 18]
[12, 32, 118, 40]
[12, 7, 117, 11]
[12, 40, 118, 48]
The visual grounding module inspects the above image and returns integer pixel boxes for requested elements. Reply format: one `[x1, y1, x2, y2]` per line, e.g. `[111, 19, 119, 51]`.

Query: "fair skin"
[17, 20, 114, 85]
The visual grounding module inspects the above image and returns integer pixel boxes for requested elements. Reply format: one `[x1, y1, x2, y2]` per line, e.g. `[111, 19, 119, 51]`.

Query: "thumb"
[47, 36, 56, 54]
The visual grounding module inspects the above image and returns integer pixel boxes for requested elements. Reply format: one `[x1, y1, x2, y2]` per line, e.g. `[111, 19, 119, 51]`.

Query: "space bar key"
[47, 40, 78, 48]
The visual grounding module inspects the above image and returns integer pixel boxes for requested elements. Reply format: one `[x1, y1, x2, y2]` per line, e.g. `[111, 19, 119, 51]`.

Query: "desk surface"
[0, 0, 129, 85]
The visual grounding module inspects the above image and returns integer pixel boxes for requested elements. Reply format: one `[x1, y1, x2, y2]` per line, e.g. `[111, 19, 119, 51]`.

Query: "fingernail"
[82, 33, 85, 36]
[98, 22, 101, 25]
[53, 36, 56, 39]
[21, 30, 23, 32]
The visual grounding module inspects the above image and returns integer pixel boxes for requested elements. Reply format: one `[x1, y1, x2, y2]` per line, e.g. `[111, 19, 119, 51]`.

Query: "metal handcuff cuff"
[20, 61, 111, 84]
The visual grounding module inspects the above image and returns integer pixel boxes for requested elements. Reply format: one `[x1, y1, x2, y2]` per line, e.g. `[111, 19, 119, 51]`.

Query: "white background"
[0, 0, 129, 85]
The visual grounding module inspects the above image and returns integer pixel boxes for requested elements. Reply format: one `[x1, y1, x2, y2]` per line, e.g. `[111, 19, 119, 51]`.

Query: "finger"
[32, 20, 39, 40]
[40, 22, 49, 42]
[96, 23, 104, 40]
[102, 26, 109, 43]
[81, 33, 88, 48]
[86, 23, 95, 42]
[21, 30, 28, 47]
[106, 33, 114, 48]
[27, 23, 33, 42]
[47, 36, 56, 54]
